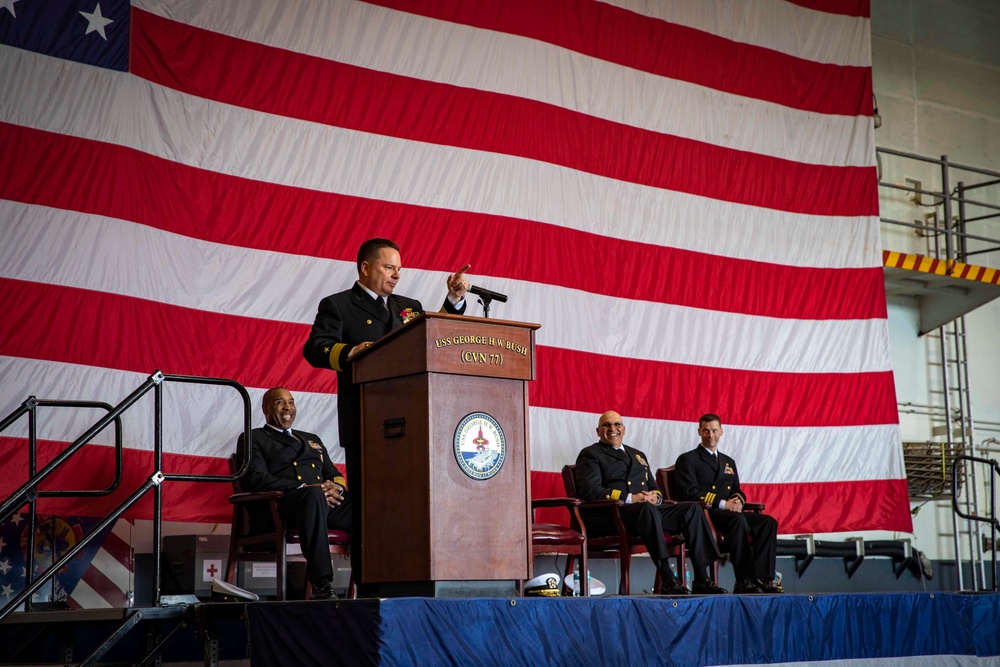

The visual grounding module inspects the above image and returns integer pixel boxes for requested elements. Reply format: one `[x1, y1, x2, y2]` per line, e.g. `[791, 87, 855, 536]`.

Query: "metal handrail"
[951, 454, 999, 592]
[0, 371, 252, 622]
[877, 147, 1000, 263]
[0, 398, 124, 610]
[878, 146, 1000, 179]
[0, 399, 125, 503]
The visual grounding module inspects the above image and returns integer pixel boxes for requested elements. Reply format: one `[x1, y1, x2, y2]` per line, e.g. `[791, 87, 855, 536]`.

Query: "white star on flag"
[79, 2, 114, 40]
[0, 559, 11, 576]
[0, 0, 19, 18]
[10, 514, 23, 526]
[0, 583, 13, 599]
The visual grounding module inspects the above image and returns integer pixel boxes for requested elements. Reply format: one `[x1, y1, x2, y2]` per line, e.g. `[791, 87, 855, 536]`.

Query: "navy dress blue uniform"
[575, 442, 720, 578]
[673, 446, 778, 581]
[237, 426, 351, 584]
[302, 282, 464, 585]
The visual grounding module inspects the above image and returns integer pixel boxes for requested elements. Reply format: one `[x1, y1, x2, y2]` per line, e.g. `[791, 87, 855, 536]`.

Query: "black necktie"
[379, 296, 388, 310]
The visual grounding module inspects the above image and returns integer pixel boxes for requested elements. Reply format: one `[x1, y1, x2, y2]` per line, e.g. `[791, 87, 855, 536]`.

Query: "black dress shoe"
[310, 578, 337, 600]
[658, 574, 691, 595]
[757, 578, 783, 594]
[691, 578, 728, 595]
[733, 577, 764, 594]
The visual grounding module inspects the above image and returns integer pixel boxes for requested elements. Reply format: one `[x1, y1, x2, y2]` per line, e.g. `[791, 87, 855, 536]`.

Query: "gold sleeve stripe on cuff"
[705, 492, 715, 504]
[333, 477, 347, 486]
[610, 489, 622, 500]
[330, 343, 347, 371]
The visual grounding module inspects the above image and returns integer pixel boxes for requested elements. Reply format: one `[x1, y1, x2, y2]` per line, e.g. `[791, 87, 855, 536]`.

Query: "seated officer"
[236, 387, 350, 600]
[575, 410, 726, 595]
[674, 413, 780, 594]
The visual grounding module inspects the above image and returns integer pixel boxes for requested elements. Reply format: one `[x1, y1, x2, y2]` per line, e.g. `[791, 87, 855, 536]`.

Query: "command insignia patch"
[453, 412, 506, 480]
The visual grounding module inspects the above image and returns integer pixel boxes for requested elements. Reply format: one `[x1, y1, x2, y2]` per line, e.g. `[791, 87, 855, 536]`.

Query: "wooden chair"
[523, 497, 590, 596]
[656, 466, 764, 585]
[225, 454, 356, 600]
[562, 464, 686, 595]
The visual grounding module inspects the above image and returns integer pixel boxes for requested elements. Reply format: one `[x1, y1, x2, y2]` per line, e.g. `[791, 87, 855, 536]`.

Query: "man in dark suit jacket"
[302, 237, 469, 593]
[575, 411, 726, 595]
[237, 387, 350, 600]
[674, 413, 780, 594]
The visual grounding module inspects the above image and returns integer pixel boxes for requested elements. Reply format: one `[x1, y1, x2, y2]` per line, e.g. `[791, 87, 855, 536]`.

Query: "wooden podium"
[353, 312, 539, 594]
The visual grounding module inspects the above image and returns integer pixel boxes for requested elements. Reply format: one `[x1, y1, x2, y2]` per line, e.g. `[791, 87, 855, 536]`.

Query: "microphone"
[468, 285, 508, 303]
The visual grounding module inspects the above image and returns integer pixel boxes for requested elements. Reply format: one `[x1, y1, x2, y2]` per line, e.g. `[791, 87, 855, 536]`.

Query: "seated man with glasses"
[574, 410, 726, 595]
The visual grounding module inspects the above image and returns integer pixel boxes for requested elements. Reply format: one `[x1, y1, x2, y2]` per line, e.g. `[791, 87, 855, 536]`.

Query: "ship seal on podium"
[453, 412, 506, 480]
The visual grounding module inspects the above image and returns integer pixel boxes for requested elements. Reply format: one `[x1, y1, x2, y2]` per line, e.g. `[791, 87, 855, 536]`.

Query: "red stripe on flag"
[531, 471, 909, 533]
[0, 437, 233, 522]
[360, 0, 873, 115]
[0, 277, 338, 395]
[130, 10, 877, 217]
[746, 479, 910, 533]
[0, 123, 886, 320]
[1, 279, 895, 428]
[535, 347, 898, 427]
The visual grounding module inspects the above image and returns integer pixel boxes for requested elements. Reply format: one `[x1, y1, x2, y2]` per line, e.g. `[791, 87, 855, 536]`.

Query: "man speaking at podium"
[303, 238, 469, 593]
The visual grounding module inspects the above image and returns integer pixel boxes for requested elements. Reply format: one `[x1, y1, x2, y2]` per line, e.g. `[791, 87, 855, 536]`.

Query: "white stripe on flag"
[0, 357, 342, 460]
[0, 202, 892, 376]
[602, 0, 871, 67]
[68, 578, 112, 609]
[133, 0, 873, 166]
[528, 408, 906, 483]
[0, 46, 880, 269]
[0, 357, 904, 483]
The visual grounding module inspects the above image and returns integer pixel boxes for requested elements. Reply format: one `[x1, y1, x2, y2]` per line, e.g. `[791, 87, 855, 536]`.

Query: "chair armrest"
[532, 497, 582, 509]
[229, 490, 285, 504]
[576, 499, 624, 508]
[662, 499, 713, 510]
[743, 502, 765, 512]
[573, 499, 630, 544]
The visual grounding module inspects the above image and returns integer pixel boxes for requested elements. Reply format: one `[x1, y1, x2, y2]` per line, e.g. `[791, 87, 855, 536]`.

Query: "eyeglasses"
[599, 422, 624, 429]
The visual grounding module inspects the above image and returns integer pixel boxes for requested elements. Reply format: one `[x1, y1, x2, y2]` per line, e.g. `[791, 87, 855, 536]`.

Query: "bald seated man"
[575, 411, 726, 595]
[237, 387, 351, 600]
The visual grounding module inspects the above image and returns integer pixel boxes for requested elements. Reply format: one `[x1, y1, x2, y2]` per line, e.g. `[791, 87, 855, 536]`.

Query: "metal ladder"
[936, 317, 989, 590]
[918, 204, 988, 591]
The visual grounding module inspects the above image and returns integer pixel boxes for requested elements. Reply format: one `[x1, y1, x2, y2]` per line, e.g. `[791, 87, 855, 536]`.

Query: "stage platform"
[245, 592, 1000, 666]
[2, 593, 999, 666]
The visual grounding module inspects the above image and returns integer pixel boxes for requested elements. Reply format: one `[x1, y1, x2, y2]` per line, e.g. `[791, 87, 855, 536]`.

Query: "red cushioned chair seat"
[532, 522, 587, 546]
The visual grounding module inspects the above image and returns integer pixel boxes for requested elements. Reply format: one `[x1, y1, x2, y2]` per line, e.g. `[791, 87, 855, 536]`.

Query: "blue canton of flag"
[0, 0, 129, 71]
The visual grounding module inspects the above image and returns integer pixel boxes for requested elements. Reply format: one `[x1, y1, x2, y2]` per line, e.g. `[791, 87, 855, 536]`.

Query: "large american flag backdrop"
[0, 0, 911, 535]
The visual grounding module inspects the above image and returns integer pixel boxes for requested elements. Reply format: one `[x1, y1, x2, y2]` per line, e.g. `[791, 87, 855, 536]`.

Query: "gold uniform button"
[711, 485, 716, 489]
[293, 462, 297, 466]
[311, 463, 316, 468]
[367, 319, 373, 324]
[297, 475, 302, 480]
[627, 481, 632, 485]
